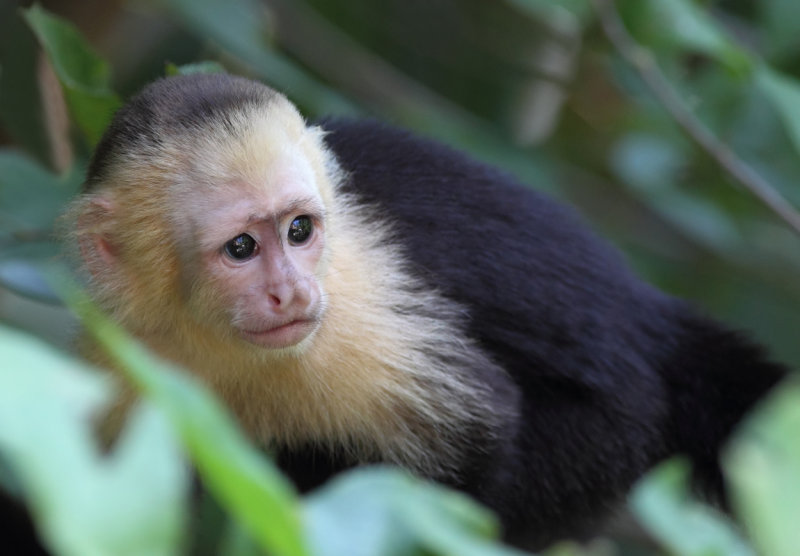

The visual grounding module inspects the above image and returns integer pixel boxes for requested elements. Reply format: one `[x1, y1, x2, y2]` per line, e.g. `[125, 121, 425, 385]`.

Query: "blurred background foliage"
[1, 0, 799, 554]
[0, 0, 798, 368]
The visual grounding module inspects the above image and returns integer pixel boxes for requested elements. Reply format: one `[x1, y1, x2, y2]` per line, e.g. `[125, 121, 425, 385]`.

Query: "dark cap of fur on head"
[85, 73, 278, 191]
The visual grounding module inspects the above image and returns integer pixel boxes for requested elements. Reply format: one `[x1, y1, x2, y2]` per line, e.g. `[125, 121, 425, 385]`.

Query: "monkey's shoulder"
[318, 118, 674, 386]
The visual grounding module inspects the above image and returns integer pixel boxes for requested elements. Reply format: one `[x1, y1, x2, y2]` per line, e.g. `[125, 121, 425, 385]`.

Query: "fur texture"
[64, 74, 788, 548]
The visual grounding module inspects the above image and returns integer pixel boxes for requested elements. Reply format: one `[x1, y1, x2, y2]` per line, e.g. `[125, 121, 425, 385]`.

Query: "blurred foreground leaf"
[73, 294, 307, 556]
[304, 468, 523, 556]
[70, 289, 530, 556]
[725, 378, 800, 556]
[630, 459, 754, 556]
[22, 5, 121, 147]
[0, 325, 188, 556]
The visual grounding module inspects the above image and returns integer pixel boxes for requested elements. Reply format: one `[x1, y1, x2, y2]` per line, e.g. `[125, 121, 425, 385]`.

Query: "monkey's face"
[187, 148, 328, 351]
[75, 92, 334, 353]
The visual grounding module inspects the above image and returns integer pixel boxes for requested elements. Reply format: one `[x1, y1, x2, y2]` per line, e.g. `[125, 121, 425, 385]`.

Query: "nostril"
[265, 282, 301, 310]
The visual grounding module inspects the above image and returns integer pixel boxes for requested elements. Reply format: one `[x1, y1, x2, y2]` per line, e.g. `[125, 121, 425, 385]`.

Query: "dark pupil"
[288, 216, 313, 244]
[224, 234, 256, 260]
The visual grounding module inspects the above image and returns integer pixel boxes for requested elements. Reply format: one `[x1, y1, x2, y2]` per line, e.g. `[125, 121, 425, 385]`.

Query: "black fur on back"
[310, 117, 788, 546]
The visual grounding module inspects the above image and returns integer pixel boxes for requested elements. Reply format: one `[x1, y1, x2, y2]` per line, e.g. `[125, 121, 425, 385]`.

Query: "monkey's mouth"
[237, 319, 318, 349]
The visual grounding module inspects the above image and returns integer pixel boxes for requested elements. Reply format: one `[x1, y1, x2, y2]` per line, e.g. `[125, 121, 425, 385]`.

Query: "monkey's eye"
[288, 216, 313, 245]
[224, 234, 257, 260]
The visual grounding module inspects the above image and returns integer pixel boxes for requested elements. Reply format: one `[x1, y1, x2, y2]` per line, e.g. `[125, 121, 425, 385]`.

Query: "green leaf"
[0, 257, 63, 304]
[624, 0, 752, 75]
[304, 468, 523, 556]
[165, 60, 227, 76]
[71, 293, 307, 556]
[755, 65, 800, 157]
[0, 325, 188, 556]
[0, 149, 81, 302]
[22, 4, 121, 147]
[0, 149, 81, 235]
[611, 133, 740, 254]
[0, 2, 50, 160]
[630, 459, 755, 556]
[724, 378, 800, 556]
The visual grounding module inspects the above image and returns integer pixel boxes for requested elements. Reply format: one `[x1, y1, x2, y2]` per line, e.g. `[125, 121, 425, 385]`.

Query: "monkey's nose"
[266, 281, 312, 313]
[265, 284, 293, 310]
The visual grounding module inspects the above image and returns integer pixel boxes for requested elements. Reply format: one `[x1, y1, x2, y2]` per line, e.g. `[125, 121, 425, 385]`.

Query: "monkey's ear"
[76, 196, 118, 278]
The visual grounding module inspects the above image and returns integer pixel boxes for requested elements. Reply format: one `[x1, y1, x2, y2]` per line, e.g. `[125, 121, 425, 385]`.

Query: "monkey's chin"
[237, 319, 319, 350]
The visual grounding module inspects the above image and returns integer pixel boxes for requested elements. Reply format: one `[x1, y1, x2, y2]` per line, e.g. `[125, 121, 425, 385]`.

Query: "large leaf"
[22, 5, 121, 147]
[0, 325, 188, 556]
[630, 459, 754, 556]
[304, 468, 523, 556]
[74, 296, 307, 556]
[724, 378, 800, 556]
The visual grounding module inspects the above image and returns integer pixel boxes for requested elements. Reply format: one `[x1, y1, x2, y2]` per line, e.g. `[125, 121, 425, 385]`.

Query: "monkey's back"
[319, 119, 682, 538]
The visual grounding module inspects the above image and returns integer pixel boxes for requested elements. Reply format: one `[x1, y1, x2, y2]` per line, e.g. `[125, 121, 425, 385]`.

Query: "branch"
[592, 0, 800, 237]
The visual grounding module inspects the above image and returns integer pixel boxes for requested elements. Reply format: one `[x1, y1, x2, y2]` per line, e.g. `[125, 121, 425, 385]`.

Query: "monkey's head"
[72, 74, 338, 353]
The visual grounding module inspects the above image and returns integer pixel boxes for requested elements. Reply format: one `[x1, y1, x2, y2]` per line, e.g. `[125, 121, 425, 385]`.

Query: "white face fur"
[186, 135, 328, 350]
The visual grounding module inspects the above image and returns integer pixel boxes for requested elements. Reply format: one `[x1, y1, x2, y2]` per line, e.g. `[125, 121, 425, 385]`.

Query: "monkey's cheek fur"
[237, 319, 320, 349]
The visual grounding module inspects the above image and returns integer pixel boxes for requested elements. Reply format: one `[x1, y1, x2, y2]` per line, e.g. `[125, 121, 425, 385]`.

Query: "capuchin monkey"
[64, 73, 786, 548]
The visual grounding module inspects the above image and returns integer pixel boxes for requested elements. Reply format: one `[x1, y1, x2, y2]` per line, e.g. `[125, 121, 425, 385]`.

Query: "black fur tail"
[662, 310, 788, 500]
